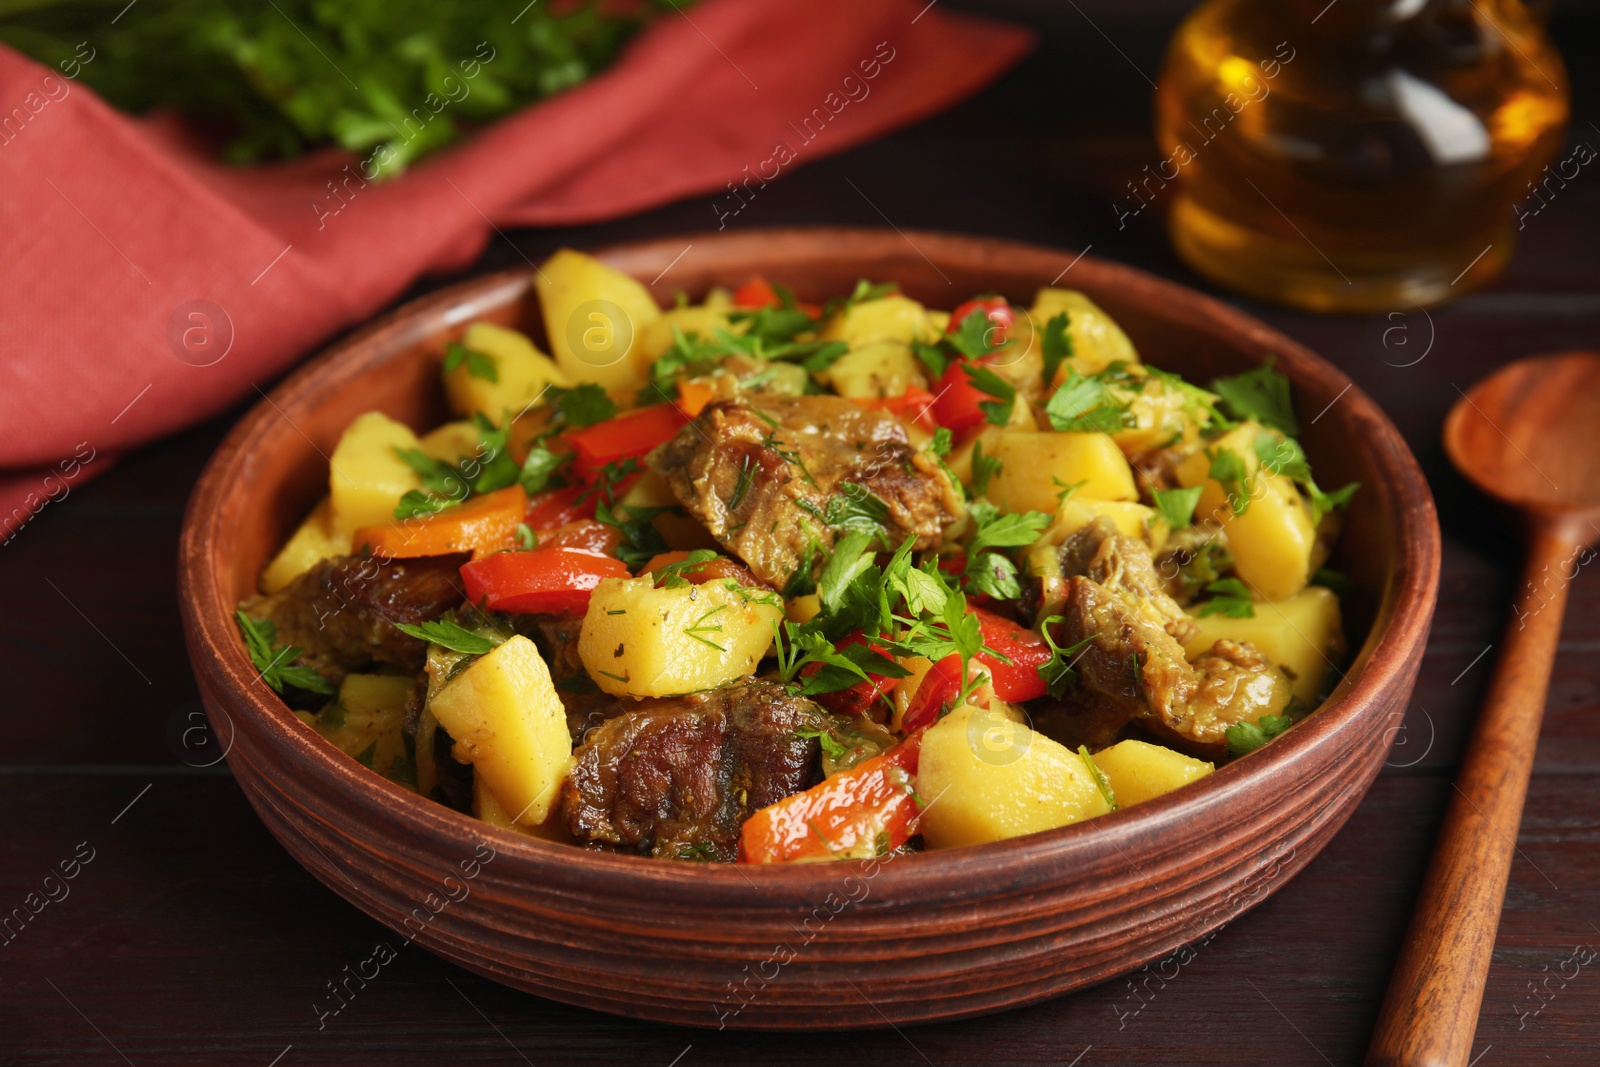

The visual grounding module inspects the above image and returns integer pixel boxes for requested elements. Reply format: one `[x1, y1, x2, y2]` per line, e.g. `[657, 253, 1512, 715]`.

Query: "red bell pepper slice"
[565, 405, 690, 482]
[902, 653, 965, 734]
[931, 359, 994, 434]
[640, 550, 767, 588]
[524, 486, 595, 531]
[738, 734, 924, 863]
[851, 385, 939, 431]
[732, 275, 821, 317]
[970, 605, 1051, 703]
[460, 546, 629, 617]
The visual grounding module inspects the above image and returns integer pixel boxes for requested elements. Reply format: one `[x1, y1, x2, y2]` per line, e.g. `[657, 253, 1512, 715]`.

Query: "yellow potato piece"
[820, 294, 940, 348]
[260, 497, 351, 594]
[578, 576, 782, 698]
[316, 673, 413, 785]
[917, 705, 1112, 849]
[820, 340, 927, 399]
[1029, 288, 1140, 377]
[535, 249, 661, 394]
[1091, 739, 1213, 808]
[1041, 497, 1167, 554]
[473, 775, 570, 841]
[444, 321, 571, 425]
[986, 430, 1138, 514]
[328, 411, 424, 537]
[429, 636, 572, 826]
[1183, 585, 1346, 704]
[1174, 422, 1317, 600]
[636, 289, 733, 364]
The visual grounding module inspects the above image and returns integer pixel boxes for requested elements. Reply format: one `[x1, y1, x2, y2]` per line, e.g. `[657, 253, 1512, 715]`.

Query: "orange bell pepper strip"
[352, 485, 526, 560]
[675, 379, 717, 418]
[738, 735, 924, 863]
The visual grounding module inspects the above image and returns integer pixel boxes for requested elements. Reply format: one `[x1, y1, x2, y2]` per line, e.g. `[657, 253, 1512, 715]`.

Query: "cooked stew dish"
[237, 250, 1356, 863]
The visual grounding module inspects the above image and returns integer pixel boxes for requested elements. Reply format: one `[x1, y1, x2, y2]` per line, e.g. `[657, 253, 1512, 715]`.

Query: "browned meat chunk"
[562, 680, 833, 861]
[648, 395, 961, 591]
[1049, 519, 1290, 759]
[244, 553, 466, 681]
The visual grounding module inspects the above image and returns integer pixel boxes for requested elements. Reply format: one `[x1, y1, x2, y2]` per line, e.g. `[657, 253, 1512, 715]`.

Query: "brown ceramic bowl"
[178, 228, 1439, 1030]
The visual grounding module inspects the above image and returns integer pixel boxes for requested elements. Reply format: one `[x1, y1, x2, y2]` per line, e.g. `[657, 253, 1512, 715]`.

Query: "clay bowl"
[178, 227, 1440, 1030]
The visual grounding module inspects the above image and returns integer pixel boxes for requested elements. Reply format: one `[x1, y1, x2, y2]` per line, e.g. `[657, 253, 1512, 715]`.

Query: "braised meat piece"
[244, 553, 466, 682]
[648, 395, 961, 590]
[1049, 519, 1290, 759]
[562, 680, 833, 861]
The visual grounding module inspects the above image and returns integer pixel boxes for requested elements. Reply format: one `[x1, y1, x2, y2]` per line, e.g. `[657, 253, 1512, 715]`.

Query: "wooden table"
[5, 6, 1597, 1064]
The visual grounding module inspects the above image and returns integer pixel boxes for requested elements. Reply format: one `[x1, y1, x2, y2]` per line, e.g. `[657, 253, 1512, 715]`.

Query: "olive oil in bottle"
[1154, 0, 1568, 312]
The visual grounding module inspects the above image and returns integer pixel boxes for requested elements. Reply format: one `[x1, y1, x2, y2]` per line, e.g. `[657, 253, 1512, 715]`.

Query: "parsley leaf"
[648, 548, 720, 588]
[519, 443, 570, 495]
[1212, 360, 1300, 436]
[1037, 616, 1095, 699]
[797, 726, 850, 760]
[967, 501, 1050, 555]
[1252, 430, 1359, 522]
[550, 383, 616, 428]
[947, 308, 1002, 359]
[1040, 312, 1072, 387]
[1045, 370, 1128, 433]
[961, 362, 1017, 426]
[931, 427, 953, 457]
[393, 619, 503, 655]
[1208, 448, 1253, 515]
[817, 529, 879, 615]
[235, 611, 335, 695]
[1152, 485, 1203, 529]
[393, 489, 454, 520]
[824, 482, 891, 535]
[1313, 566, 1357, 600]
[912, 340, 950, 380]
[822, 279, 899, 319]
[970, 441, 1002, 499]
[467, 414, 519, 494]
[1225, 712, 1294, 757]
[1196, 577, 1256, 618]
[595, 501, 672, 570]
[443, 342, 498, 382]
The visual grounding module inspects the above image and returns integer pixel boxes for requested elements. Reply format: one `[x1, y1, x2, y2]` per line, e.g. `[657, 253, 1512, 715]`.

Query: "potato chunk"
[1183, 585, 1346, 704]
[428, 636, 572, 826]
[986, 431, 1137, 514]
[636, 288, 732, 363]
[1174, 422, 1317, 600]
[535, 249, 661, 394]
[328, 411, 424, 537]
[1029, 288, 1140, 377]
[917, 705, 1112, 849]
[819, 295, 940, 348]
[578, 576, 782, 698]
[1091, 739, 1213, 808]
[260, 498, 351, 594]
[315, 673, 413, 784]
[443, 322, 571, 424]
[819, 340, 927, 399]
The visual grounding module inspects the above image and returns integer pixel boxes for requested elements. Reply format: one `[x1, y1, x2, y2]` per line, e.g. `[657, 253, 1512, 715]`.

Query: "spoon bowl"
[1443, 350, 1600, 524]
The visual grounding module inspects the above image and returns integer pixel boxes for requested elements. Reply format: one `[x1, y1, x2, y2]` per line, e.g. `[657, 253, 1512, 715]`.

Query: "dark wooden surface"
[4, 4, 1598, 1064]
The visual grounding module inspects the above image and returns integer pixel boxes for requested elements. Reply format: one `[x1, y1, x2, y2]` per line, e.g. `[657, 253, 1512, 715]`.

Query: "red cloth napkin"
[0, 0, 1031, 526]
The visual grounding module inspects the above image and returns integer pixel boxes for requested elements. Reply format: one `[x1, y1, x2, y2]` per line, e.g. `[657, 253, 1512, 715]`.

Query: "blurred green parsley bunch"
[0, 0, 672, 174]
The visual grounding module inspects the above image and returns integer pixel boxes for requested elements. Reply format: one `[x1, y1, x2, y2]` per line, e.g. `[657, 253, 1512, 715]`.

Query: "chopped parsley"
[970, 441, 1002, 499]
[443, 342, 497, 382]
[1040, 312, 1072, 387]
[1212, 360, 1299, 437]
[1196, 577, 1256, 618]
[963, 501, 1050, 601]
[1225, 713, 1294, 757]
[550, 383, 616, 428]
[1045, 370, 1128, 434]
[393, 619, 504, 655]
[1037, 616, 1096, 699]
[236, 611, 334, 695]
[1152, 485, 1203, 529]
[824, 482, 891, 536]
[1207, 448, 1252, 515]
[595, 500, 671, 570]
[961, 362, 1017, 426]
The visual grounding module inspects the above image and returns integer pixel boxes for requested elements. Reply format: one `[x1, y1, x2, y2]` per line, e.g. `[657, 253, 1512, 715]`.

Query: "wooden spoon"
[1367, 351, 1600, 1067]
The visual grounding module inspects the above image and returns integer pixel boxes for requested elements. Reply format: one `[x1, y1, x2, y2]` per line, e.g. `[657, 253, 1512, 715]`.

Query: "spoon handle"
[1366, 525, 1576, 1067]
